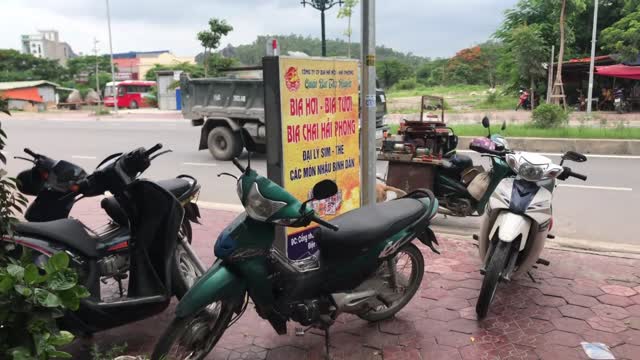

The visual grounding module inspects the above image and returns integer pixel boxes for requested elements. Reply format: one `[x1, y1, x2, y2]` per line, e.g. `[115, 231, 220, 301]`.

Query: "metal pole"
[360, 0, 376, 206]
[94, 38, 101, 118]
[106, 0, 118, 115]
[547, 45, 555, 104]
[587, 0, 599, 115]
[321, 9, 327, 56]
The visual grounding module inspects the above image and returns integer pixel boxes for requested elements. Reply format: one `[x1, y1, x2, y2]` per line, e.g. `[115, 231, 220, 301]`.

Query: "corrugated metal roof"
[0, 80, 61, 91]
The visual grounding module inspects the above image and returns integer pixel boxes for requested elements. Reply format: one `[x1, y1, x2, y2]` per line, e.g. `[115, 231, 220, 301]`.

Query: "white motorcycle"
[475, 150, 588, 318]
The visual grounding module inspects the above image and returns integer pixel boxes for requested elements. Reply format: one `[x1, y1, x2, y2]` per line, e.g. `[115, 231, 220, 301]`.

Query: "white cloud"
[0, 0, 518, 58]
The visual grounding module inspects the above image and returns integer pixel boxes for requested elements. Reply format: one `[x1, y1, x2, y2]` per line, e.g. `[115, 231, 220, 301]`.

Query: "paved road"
[1, 117, 638, 246]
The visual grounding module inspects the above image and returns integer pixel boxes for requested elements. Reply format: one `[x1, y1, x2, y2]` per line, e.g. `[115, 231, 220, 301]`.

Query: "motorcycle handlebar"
[312, 214, 339, 232]
[469, 144, 506, 157]
[232, 158, 246, 173]
[24, 148, 37, 158]
[560, 167, 587, 181]
[144, 143, 163, 158]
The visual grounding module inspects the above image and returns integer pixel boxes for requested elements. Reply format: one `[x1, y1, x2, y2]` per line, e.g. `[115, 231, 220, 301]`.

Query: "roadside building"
[0, 80, 61, 111]
[20, 30, 76, 65]
[112, 50, 195, 81]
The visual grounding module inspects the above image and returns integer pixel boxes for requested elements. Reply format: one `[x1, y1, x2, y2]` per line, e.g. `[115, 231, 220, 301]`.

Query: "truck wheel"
[207, 127, 243, 161]
[129, 100, 139, 109]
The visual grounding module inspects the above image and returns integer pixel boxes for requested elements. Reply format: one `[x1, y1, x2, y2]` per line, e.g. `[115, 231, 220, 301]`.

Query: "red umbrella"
[596, 64, 640, 80]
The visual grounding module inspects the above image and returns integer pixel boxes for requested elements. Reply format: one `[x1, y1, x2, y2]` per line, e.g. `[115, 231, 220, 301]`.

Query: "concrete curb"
[459, 136, 640, 156]
[197, 202, 640, 259]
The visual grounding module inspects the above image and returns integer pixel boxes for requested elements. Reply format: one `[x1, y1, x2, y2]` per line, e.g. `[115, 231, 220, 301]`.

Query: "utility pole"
[587, 0, 599, 115]
[361, 0, 376, 206]
[93, 38, 101, 118]
[301, 0, 343, 57]
[547, 45, 555, 104]
[106, 0, 118, 115]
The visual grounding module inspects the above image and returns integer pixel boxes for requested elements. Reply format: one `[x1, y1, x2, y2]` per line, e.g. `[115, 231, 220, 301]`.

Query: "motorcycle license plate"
[615, 98, 621, 104]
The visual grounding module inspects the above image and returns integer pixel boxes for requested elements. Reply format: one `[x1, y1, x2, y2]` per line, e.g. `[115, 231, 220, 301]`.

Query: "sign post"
[264, 56, 361, 260]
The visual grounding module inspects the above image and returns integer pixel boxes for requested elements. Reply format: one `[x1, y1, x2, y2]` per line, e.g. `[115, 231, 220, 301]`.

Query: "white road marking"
[558, 184, 633, 192]
[183, 162, 217, 167]
[457, 149, 640, 160]
[71, 155, 97, 160]
[196, 201, 243, 212]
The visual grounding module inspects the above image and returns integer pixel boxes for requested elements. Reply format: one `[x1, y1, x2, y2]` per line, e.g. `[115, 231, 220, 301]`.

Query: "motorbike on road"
[1, 144, 204, 335]
[151, 157, 440, 360]
[614, 88, 630, 114]
[14, 148, 205, 297]
[433, 117, 512, 217]
[474, 148, 588, 318]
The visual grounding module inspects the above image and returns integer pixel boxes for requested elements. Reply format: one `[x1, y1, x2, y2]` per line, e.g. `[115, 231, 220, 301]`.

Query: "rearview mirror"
[481, 116, 490, 129]
[501, 121, 507, 131]
[562, 151, 587, 163]
[312, 179, 338, 200]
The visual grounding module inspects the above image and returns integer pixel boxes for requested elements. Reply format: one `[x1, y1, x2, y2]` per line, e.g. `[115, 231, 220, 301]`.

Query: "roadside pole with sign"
[264, 56, 361, 260]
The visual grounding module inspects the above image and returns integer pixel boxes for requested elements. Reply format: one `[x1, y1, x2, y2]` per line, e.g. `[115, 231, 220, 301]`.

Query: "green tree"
[197, 18, 233, 77]
[0, 50, 67, 82]
[144, 62, 206, 81]
[376, 59, 413, 88]
[601, 9, 640, 61]
[337, 0, 359, 58]
[508, 24, 548, 108]
[66, 55, 112, 79]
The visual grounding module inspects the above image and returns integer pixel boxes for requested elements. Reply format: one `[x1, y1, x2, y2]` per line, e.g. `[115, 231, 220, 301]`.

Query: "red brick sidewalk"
[64, 201, 640, 360]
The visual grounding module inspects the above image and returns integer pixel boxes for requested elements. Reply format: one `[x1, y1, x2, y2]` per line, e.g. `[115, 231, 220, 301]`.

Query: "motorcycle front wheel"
[358, 242, 424, 322]
[151, 301, 234, 360]
[475, 240, 511, 319]
[172, 220, 203, 298]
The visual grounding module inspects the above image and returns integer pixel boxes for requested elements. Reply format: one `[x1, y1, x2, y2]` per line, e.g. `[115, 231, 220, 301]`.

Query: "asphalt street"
[1, 116, 638, 246]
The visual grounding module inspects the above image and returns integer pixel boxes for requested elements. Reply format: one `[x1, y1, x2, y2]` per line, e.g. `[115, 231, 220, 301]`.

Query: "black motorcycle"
[14, 148, 205, 298]
[1, 144, 200, 335]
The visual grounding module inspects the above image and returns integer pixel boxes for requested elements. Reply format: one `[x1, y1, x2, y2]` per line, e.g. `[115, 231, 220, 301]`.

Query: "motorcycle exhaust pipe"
[331, 290, 377, 314]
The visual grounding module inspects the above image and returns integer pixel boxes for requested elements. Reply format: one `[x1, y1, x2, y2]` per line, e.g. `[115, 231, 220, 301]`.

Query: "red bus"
[103, 80, 156, 109]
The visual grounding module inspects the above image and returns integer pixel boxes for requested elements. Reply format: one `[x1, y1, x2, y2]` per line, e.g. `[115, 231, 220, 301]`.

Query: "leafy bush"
[485, 91, 498, 104]
[394, 78, 417, 91]
[531, 104, 569, 128]
[1, 111, 89, 359]
[0, 250, 90, 359]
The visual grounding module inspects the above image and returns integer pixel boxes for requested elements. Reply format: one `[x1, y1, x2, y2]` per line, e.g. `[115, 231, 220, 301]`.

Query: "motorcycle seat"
[156, 178, 193, 200]
[317, 198, 427, 258]
[445, 154, 473, 171]
[101, 178, 193, 227]
[15, 219, 98, 257]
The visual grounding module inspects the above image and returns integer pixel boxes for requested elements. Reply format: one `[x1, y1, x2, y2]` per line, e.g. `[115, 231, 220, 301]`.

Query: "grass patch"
[386, 123, 640, 139]
[387, 84, 489, 99]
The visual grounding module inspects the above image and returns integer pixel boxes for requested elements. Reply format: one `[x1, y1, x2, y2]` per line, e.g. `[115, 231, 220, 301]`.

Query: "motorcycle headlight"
[245, 182, 286, 222]
[236, 178, 243, 201]
[519, 162, 545, 182]
[506, 153, 548, 182]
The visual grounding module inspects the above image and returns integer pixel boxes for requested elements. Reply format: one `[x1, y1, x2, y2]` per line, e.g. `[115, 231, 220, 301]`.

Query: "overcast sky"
[2, 0, 518, 59]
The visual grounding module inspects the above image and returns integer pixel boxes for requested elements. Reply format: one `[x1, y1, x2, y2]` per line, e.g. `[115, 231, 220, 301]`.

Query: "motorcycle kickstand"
[527, 271, 537, 283]
[324, 328, 331, 360]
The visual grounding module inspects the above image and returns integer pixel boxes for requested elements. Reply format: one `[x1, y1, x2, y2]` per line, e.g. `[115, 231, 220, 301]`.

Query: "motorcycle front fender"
[175, 260, 246, 319]
[490, 211, 531, 251]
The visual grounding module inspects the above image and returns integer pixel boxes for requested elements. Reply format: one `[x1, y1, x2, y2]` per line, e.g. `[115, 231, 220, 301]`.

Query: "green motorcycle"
[151, 158, 440, 360]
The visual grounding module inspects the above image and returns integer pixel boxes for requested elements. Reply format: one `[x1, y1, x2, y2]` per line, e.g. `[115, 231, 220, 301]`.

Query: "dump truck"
[179, 70, 389, 161]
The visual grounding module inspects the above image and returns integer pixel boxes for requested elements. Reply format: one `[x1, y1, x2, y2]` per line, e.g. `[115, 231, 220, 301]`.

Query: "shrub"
[485, 91, 498, 104]
[531, 104, 569, 128]
[1, 113, 89, 359]
[394, 78, 417, 91]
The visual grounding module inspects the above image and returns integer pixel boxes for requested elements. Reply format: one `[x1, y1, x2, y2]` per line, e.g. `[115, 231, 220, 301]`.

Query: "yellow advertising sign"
[278, 57, 361, 260]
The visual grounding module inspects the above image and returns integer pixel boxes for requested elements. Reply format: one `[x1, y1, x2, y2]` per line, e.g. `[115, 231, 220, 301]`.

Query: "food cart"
[378, 95, 457, 194]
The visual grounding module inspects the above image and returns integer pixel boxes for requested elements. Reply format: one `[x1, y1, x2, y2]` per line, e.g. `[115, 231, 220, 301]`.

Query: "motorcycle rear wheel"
[358, 242, 424, 322]
[476, 240, 511, 319]
[172, 220, 203, 298]
[151, 301, 234, 360]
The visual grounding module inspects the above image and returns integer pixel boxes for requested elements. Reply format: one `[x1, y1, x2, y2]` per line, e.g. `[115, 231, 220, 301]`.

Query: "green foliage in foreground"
[532, 104, 570, 128]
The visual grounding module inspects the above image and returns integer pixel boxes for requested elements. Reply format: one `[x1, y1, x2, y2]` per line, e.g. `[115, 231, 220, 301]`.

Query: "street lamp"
[106, 0, 118, 115]
[587, 0, 599, 115]
[301, 0, 343, 57]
